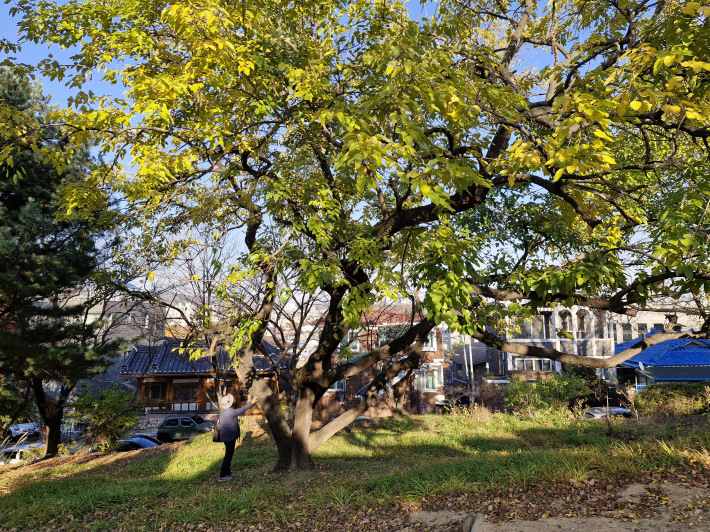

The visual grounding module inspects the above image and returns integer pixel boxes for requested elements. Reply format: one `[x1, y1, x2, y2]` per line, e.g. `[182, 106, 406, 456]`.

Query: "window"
[637, 323, 648, 337]
[339, 330, 359, 353]
[377, 325, 407, 348]
[622, 324, 633, 342]
[673, 325, 682, 332]
[558, 311, 572, 332]
[180, 418, 196, 427]
[126, 315, 132, 324]
[422, 332, 436, 351]
[144, 385, 164, 401]
[145, 314, 151, 328]
[513, 319, 532, 339]
[514, 358, 552, 371]
[173, 385, 197, 401]
[577, 311, 589, 331]
[415, 366, 443, 391]
[454, 362, 464, 379]
[329, 380, 346, 392]
[164, 419, 179, 427]
[653, 323, 664, 332]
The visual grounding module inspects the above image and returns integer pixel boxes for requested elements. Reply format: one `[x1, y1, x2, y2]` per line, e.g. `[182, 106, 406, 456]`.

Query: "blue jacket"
[219, 402, 254, 442]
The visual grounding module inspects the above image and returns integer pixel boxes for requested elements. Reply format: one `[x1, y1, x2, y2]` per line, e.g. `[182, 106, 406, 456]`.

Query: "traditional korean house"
[120, 338, 282, 413]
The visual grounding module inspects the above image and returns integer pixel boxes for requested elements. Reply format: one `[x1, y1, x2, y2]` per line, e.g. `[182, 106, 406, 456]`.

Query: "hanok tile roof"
[120, 338, 282, 377]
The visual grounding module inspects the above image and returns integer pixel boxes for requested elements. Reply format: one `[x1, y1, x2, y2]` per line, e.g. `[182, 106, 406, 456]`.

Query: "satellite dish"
[639, 362, 645, 372]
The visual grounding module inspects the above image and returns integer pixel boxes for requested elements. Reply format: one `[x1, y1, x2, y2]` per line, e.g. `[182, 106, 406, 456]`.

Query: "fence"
[635, 383, 649, 393]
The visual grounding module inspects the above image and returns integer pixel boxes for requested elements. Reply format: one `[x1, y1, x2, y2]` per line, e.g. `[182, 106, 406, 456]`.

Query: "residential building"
[119, 338, 281, 417]
[616, 333, 710, 392]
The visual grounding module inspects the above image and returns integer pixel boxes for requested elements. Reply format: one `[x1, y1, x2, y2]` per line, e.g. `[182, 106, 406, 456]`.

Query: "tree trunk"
[290, 386, 316, 470]
[43, 414, 63, 457]
[32, 377, 71, 458]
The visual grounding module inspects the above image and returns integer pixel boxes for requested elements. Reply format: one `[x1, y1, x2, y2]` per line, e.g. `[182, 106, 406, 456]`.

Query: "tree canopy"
[3, 0, 710, 468]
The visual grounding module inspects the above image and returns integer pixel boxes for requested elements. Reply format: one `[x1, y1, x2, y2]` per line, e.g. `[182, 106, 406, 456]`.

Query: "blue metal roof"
[617, 331, 710, 368]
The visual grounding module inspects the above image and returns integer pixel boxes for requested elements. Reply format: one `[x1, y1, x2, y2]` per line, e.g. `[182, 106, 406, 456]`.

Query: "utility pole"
[462, 335, 470, 400]
[465, 336, 474, 401]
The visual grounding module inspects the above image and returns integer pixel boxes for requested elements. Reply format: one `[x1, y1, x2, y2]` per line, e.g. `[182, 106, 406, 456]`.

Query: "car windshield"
[191, 415, 205, 424]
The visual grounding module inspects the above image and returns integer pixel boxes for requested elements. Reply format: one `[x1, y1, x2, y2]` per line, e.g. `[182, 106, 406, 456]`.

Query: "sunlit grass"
[0, 413, 707, 531]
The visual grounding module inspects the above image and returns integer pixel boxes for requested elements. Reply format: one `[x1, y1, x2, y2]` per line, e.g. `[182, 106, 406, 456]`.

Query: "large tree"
[5, 0, 710, 469]
[0, 70, 121, 456]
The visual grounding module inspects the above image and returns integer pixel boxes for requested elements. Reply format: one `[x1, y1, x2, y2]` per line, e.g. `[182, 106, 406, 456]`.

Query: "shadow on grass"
[0, 416, 705, 532]
[0, 429, 280, 531]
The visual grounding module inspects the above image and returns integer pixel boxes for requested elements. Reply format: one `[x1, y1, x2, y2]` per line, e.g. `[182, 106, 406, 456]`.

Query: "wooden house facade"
[120, 338, 281, 413]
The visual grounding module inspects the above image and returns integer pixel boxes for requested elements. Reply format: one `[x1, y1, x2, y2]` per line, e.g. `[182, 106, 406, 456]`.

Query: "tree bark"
[290, 386, 317, 470]
[32, 378, 72, 458]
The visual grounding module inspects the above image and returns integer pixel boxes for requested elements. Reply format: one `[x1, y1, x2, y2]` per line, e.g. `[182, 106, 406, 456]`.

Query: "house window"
[622, 324, 632, 342]
[514, 358, 552, 371]
[339, 330, 359, 353]
[637, 323, 648, 337]
[653, 323, 664, 332]
[377, 325, 408, 348]
[454, 362, 464, 379]
[329, 380, 346, 392]
[422, 332, 436, 351]
[415, 366, 443, 391]
[144, 385, 164, 400]
[173, 385, 197, 401]
[558, 311, 572, 332]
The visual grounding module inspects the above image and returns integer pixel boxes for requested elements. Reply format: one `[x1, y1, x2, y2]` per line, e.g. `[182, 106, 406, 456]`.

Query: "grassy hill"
[1, 412, 708, 531]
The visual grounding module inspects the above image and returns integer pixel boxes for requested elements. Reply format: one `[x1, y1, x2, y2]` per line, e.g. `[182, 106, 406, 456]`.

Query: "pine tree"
[0, 70, 119, 457]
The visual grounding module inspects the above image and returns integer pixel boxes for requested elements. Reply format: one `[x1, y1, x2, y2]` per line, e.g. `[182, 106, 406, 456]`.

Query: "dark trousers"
[220, 439, 236, 478]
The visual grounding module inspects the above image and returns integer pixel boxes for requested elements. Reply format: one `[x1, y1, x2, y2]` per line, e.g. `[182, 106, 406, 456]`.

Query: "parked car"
[5, 423, 39, 440]
[114, 437, 161, 452]
[583, 407, 632, 419]
[0, 443, 44, 465]
[156, 415, 213, 442]
[130, 434, 163, 445]
[441, 395, 471, 412]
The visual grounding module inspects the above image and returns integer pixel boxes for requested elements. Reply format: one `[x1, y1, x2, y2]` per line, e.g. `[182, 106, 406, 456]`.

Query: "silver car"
[0, 443, 44, 465]
[583, 407, 632, 419]
[6, 423, 39, 440]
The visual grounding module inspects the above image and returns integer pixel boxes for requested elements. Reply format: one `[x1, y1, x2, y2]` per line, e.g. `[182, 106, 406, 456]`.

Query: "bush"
[504, 371, 591, 415]
[67, 385, 138, 450]
[635, 382, 710, 417]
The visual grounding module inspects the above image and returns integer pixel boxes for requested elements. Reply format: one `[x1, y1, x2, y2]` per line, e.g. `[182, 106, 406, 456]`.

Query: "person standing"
[218, 393, 255, 482]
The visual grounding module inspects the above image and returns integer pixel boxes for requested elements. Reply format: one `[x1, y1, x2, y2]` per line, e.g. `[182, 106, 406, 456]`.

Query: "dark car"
[156, 415, 213, 442]
[115, 437, 161, 452]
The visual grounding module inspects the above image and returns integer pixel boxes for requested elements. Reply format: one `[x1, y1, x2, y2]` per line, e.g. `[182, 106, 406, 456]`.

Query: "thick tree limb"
[473, 329, 705, 368]
[470, 285, 636, 316]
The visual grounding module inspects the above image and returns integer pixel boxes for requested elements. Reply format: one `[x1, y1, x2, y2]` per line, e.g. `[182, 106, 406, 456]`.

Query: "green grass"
[0, 413, 708, 531]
